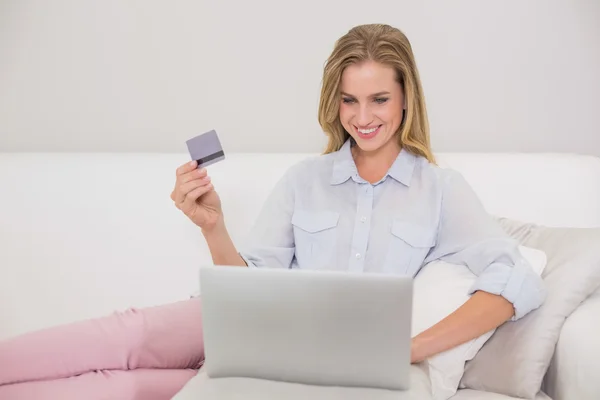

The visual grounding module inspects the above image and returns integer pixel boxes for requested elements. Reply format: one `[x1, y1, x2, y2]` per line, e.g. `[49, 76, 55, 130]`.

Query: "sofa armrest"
[543, 288, 600, 400]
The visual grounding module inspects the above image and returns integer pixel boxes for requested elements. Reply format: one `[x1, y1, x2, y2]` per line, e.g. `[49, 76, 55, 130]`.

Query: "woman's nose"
[357, 105, 374, 127]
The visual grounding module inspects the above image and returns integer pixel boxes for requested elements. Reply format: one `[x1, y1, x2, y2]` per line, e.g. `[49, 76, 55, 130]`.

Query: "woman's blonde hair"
[318, 24, 435, 163]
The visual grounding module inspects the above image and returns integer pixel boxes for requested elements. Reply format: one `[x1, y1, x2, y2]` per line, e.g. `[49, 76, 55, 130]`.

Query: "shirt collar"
[330, 139, 416, 186]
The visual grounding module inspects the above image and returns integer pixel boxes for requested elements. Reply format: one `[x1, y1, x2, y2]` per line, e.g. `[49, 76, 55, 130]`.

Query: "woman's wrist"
[200, 215, 226, 238]
[410, 336, 428, 364]
[200, 217, 247, 267]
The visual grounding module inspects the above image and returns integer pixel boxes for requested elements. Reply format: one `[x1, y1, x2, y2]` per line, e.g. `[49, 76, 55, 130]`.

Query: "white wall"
[0, 0, 599, 156]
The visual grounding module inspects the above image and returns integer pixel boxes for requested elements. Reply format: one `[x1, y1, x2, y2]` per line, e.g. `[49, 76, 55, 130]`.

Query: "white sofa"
[0, 151, 599, 399]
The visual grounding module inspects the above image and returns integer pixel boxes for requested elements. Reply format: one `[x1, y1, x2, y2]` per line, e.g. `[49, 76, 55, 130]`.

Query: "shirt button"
[360, 216, 367, 223]
[355, 253, 361, 259]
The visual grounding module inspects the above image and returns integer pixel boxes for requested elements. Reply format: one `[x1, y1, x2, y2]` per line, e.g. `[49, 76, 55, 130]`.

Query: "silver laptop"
[199, 265, 413, 390]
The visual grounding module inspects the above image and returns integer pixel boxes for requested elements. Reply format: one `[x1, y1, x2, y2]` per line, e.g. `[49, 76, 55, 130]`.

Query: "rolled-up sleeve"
[238, 166, 298, 269]
[424, 170, 546, 320]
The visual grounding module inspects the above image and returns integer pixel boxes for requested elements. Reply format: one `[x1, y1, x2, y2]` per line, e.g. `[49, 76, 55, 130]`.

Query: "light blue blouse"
[239, 140, 546, 320]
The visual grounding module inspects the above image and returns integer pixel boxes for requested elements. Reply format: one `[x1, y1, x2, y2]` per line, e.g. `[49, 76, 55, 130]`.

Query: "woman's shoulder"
[275, 152, 338, 185]
[413, 155, 471, 192]
[284, 151, 337, 175]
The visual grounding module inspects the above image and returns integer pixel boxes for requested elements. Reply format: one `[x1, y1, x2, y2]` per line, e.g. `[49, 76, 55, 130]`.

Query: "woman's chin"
[353, 134, 385, 152]
[352, 133, 400, 155]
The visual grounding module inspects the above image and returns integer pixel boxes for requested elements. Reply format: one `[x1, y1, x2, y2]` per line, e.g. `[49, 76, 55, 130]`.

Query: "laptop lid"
[199, 266, 413, 390]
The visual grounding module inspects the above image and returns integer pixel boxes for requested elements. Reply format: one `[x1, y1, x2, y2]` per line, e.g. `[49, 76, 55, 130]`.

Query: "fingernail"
[190, 160, 197, 166]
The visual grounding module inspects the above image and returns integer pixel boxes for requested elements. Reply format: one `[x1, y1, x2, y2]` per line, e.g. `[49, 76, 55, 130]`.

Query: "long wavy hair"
[318, 24, 435, 163]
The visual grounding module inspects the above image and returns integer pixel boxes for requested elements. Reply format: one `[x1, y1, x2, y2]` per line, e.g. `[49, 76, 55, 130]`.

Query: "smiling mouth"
[355, 125, 382, 139]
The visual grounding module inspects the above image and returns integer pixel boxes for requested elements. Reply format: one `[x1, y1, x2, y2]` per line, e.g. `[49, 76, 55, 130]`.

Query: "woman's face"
[339, 60, 405, 155]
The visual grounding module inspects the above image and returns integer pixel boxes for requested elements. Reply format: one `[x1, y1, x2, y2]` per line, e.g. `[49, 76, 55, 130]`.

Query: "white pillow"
[411, 246, 547, 400]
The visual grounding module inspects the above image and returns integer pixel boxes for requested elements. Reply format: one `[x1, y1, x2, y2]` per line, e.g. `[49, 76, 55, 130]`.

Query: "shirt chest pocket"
[291, 210, 340, 269]
[384, 219, 437, 275]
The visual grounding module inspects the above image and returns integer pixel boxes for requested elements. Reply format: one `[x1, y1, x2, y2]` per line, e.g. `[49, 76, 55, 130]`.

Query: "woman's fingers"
[171, 161, 209, 203]
[171, 161, 220, 228]
[178, 168, 207, 185]
[174, 177, 211, 205]
[181, 184, 214, 213]
[176, 160, 197, 176]
[172, 161, 198, 201]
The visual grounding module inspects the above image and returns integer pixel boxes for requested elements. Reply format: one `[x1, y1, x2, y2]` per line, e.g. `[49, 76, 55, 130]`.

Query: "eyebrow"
[340, 91, 391, 98]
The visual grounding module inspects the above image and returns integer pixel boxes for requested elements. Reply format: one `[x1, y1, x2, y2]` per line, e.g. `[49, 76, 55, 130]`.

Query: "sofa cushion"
[172, 368, 552, 400]
[543, 288, 600, 400]
[172, 367, 431, 400]
[460, 219, 600, 399]
[413, 246, 547, 400]
[453, 389, 551, 400]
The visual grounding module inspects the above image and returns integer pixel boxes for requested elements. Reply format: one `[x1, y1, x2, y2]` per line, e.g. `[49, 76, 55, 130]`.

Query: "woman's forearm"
[201, 218, 248, 267]
[411, 290, 515, 363]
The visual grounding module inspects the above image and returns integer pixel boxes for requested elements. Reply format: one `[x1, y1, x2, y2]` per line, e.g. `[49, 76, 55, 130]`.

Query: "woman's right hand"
[171, 160, 223, 231]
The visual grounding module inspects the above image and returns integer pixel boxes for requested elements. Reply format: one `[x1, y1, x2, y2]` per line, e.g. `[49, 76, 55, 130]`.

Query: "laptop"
[199, 265, 413, 390]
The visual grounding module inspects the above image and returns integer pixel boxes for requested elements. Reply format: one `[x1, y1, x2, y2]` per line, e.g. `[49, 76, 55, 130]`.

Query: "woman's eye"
[342, 97, 355, 104]
[374, 97, 388, 104]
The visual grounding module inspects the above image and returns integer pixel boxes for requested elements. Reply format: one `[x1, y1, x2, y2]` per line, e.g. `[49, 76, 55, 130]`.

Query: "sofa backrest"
[1, 151, 599, 338]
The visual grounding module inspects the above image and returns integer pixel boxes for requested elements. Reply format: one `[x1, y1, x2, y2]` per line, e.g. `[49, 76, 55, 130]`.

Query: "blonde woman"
[0, 24, 545, 399]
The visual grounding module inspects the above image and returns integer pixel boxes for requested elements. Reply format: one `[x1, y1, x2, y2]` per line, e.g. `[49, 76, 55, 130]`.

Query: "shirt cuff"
[468, 259, 546, 321]
[239, 252, 259, 268]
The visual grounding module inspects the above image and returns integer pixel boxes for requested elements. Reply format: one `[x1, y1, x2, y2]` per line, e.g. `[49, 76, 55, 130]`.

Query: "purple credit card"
[186, 129, 225, 168]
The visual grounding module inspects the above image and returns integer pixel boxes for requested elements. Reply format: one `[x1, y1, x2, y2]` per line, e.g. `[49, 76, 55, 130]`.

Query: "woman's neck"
[351, 141, 401, 184]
